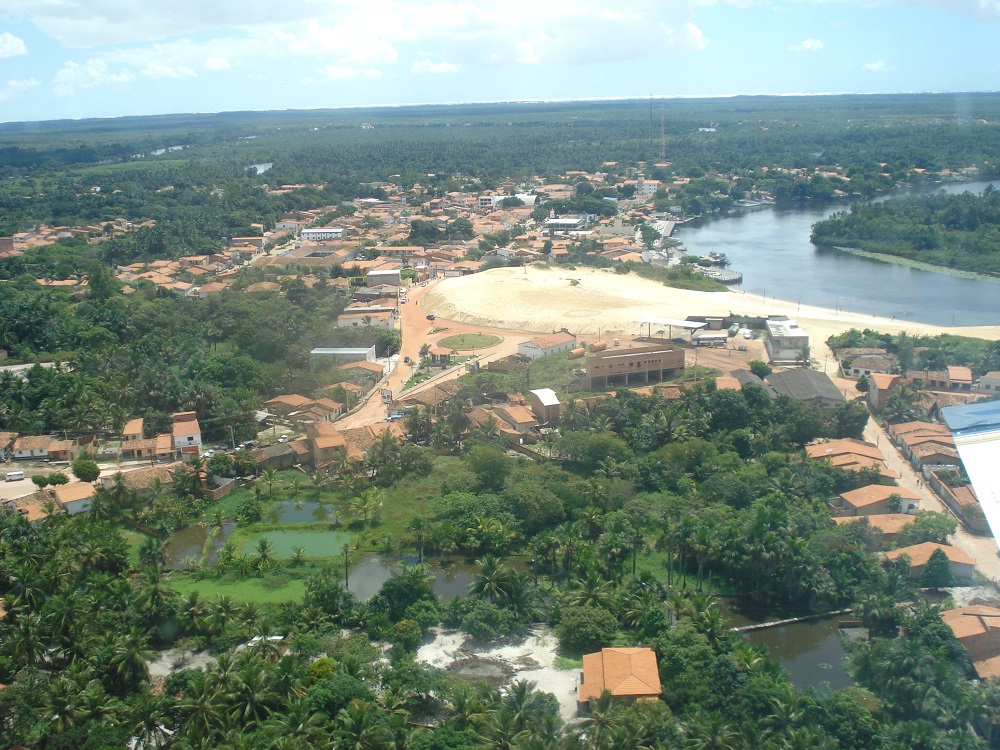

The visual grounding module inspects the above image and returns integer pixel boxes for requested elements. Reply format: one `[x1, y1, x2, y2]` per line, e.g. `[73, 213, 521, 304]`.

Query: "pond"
[265, 499, 337, 524]
[242, 529, 354, 558]
[163, 523, 235, 570]
[346, 555, 479, 601]
[719, 599, 855, 690]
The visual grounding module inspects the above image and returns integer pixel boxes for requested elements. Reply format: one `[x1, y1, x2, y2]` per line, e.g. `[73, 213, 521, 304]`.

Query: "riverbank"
[831, 245, 1000, 282]
[423, 266, 1000, 366]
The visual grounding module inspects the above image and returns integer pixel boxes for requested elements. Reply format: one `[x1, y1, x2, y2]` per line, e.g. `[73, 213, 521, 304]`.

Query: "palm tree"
[254, 537, 278, 571]
[179, 670, 227, 740]
[333, 699, 390, 749]
[109, 627, 154, 693]
[469, 555, 516, 604]
[258, 468, 281, 501]
[575, 691, 621, 749]
[264, 695, 327, 746]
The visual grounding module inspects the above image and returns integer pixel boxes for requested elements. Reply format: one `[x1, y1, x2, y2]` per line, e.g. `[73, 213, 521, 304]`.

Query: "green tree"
[72, 457, 101, 483]
[918, 548, 957, 589]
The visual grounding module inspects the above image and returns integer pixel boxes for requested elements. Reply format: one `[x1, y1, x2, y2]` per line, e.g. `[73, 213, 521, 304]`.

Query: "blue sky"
[1, 0, 999, 123]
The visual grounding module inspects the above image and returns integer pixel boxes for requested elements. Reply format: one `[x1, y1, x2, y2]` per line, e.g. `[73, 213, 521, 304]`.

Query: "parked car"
[403, 356, 411, 363]
[426, 314, 436, 321]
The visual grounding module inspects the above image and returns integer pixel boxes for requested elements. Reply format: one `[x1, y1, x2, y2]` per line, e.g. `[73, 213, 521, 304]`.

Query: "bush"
[461, 600, 514, 641]
[308, 673, 375, 719]
[555, 605, 618, 654]
[236, 495, 263, 523]
[47, 472, 69, 485]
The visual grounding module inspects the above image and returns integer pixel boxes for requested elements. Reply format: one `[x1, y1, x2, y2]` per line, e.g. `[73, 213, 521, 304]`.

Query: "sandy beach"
[423, 266, 1000, 361]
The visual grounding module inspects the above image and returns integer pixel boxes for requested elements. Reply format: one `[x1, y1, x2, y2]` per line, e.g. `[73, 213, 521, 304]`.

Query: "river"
[674, 181, 1000, 327]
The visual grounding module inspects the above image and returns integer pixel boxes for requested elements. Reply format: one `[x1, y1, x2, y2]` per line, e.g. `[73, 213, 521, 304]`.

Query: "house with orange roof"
[833, 513, 918, 542]
[172, 412, 202, 457]
[837, 484, 920, 516]
[941, 606, 1000, 679]
[886, 542, 975, 580]
[265, 394, 314, 418]
[51, 481, 97, 515]
[306, 422, 346, 468]
[867, 373, 900, 412]
[495, 405, 537, 434]
[579, 648, 662, 710]
[122, 418, 144, 442]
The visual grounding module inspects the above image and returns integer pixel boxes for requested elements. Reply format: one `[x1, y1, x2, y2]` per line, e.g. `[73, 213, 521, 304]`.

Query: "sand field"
[423, 266, 1000, 360]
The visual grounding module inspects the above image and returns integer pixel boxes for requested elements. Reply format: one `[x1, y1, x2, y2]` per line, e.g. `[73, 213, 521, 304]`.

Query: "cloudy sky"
[0, 0, 999, 123]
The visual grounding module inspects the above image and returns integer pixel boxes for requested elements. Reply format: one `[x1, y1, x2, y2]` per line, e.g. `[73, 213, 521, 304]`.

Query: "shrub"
[555, 605, 618, 654]
[461, 600, 514, 641]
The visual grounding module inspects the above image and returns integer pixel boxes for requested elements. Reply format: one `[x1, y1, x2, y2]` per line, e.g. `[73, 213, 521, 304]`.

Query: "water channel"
[674, 181, 1000, 327]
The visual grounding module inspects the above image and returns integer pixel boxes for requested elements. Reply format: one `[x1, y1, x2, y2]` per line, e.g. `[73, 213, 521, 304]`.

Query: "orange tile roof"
[833, 513, 916, 535]
[839, 484, 919, 510]
[806, 438, 884, 462]
[885, 542, 975, 568]
[579, 648, 661, 703]
[526, 331, 576, 350]
[941, 605, 1000, 640]
[50, 482, 96, 504]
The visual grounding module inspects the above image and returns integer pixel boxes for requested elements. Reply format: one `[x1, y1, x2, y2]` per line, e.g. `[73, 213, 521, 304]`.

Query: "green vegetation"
[4, 94, 1000, 750]
[812, 187, 1000, 276]
[436, 333, 502, 351]
[828, 327, 1000, 376]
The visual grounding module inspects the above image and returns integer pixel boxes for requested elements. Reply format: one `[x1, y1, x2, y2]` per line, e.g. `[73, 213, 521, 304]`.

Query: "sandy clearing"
[422, 266, 1000, 364]
[417, 626, 581, 721]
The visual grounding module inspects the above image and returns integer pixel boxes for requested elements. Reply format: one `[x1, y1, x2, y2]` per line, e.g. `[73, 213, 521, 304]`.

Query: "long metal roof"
[635, 317, 706, 330]
[942, 402, 1000, 554]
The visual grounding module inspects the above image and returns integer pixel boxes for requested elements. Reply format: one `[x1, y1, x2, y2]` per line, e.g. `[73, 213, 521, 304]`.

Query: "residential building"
[941, 606, 1000, 680]
[579, 648, 662, 710]
[13, 436, 51, 460]
[0, 432, 16, 460]
[764, 318, 809, 364]
[336, 310, 395, 329]
[765, 369, 846, 408]
[977, 371, 1000, 393]
[495, 405, 537, 434]
[171, 412, 202, 458]
[306, 422, 346, 469]
[886, 542, 975, 581]
[528, 388, 561, 425]
[847, 354, 897, 377]
[51, 482, 96, 515]
[837, 484, 920, 516]
[265, 394, 314, 418]
[911, 367, 974, 393]
[584, 340, 684, 391]
[806, 438, 895, 480]
[122, 418, 144, 442]
[867, 373, 900, 412]
[833, 513, 918, 543]
[518, 330, 578, 360]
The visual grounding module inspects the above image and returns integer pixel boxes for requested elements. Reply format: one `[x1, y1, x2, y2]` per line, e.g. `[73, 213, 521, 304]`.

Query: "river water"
[674, 181, 1000, 327]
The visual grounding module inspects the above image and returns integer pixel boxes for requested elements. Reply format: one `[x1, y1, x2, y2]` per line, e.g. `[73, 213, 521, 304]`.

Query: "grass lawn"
[241, 529, 354, 558]
[118, 526, 154, 568]
[437, 333, 503, 351]
[168, 572, 307, 604]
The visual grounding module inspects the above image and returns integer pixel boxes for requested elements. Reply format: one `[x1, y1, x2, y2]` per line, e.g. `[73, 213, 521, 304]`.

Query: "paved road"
[863, 416, 1000, 582]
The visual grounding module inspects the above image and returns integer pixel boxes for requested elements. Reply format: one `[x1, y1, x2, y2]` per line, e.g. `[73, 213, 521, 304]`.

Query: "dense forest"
[811, 188, 1000, 275]
[3, 373, 997, 749]
[0, 261, 398, 440]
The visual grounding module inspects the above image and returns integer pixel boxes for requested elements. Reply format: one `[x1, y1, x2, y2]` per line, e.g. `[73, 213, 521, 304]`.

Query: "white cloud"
[204, 56, 231, 71]
[322, 66, 359, 80]
[0, 32, 27, 57]
[53, 59, 133, 96]
[864, 59, 887, 71]
[411, 59, 460, 74]
[140, 62, 196, 79]
[790, 38, 824, 52]
[0, 78, 39, 101]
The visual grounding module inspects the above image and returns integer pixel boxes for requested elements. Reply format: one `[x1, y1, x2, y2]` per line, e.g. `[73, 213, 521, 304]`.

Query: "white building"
[518, 331, 577, 360]
[172, 411, 202, 458]
[764, 318, 810, 364]
[301, 227, 345, 242]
